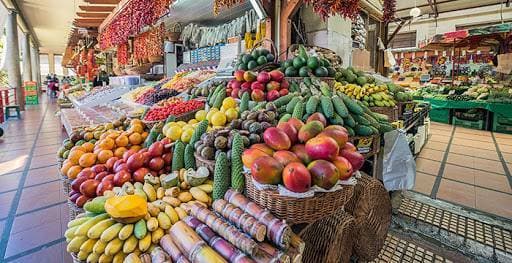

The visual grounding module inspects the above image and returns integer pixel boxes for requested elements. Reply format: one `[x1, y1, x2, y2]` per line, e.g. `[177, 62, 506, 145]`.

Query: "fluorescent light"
[250, 0, 267, 20]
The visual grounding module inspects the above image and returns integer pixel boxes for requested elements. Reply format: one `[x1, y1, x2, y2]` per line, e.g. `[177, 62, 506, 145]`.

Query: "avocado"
[292, 56, 306, 69]
[283, 59, 294, 68]
[266, 53, 275, 62]
[285, 66, 298, 77]
[238, 63, 248, 71]
[256, 56, 267, 65]
[321, 58, 331, 67]
[314, 66, 329, 77]
[242, 54, 254, 64]
[247, 61, 258, 70]
[356, 76, 367, 86]
[327, 67, 336, 77]
[307, 57, 319, 69]
[299, 66, 312, 77]
[251, 49, 260, 59]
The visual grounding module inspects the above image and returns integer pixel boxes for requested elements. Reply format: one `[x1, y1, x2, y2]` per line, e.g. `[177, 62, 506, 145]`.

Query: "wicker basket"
[244, 173, 355, 225]
[287, 44, 343, 68]
[370, 106, 399, 122]
[68, 200, 85, 221]
[61, 176, 71, 197]
[299, 209, 355, 263]
[347, 174, 391, 261]
[250, 39, 280, 72]
[194, 152, 216, 173]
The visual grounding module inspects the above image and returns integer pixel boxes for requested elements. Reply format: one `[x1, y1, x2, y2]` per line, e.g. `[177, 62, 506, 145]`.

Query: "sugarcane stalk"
[213, 199, 267, 242]
[285, 247, 302, 263]
[289, 233, 305, 254]
[160, 235, 191, 263]
[183, 216, 255, 263]
[224, 189, 291, 249]
[189, 202, 259, 257]
[256, 243, 290, 263]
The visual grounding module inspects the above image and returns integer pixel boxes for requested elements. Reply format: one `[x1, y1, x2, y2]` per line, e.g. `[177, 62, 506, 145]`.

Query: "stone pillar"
[22, 32, 32, 82]
[48, 53, 55, 74]
[30, 43, 39, 83]
[4, 10, 24, 110]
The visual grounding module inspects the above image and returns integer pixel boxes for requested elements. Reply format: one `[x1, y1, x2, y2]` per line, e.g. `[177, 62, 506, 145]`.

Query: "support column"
[5, 10, 24, 110]
[22, 32, 32, 82]
[30, 42, 39, 83]
[48, 53, 56, 74]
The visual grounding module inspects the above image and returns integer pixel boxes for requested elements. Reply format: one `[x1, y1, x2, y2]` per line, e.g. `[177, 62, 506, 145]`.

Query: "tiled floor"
[0, 96, 71, 262]
[414, 122, 512, 219]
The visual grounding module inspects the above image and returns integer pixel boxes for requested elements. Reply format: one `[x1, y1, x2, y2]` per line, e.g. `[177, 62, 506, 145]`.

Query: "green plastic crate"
[493, 113, 512, 134]
[452, 116, 484, 130]
[429, 108, 450, 124]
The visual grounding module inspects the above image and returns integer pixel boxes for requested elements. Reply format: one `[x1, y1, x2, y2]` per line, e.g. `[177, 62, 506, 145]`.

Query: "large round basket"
[194, 152, 216, 173]
[244, 173, 355, 225]
[61, 175, 71, 197]
[71, 253, 83, 263]
[346, 174, 391, 261]
[299, 209, 355, 263]
[68, 200, 85, 221]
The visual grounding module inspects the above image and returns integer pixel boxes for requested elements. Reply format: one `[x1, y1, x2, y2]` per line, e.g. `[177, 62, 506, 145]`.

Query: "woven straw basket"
[299, 209, 355, 263]
[244, 173, 355, 225]
[346, 174, 391, 261]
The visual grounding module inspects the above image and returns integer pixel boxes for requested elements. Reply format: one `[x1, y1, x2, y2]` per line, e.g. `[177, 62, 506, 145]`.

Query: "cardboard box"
[352, 48, 371, 71]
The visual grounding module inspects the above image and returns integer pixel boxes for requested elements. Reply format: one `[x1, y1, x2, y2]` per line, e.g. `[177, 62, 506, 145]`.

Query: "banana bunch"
[65, 171, 213, 263]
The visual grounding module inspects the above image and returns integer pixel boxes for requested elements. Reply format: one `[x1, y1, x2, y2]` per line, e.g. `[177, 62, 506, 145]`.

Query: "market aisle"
[414, 122, 512, 219]
[0, 96, 72, 263]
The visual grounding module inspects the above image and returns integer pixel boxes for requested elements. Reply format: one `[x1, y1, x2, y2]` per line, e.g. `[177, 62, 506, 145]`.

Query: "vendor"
[93, 65, 110, 87]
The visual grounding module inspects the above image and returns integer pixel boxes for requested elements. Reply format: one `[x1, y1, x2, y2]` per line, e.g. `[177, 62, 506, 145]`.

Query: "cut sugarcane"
[212, 199, 267, 242]
[169, 221, 226, 263]
[159, 235, 190, 263]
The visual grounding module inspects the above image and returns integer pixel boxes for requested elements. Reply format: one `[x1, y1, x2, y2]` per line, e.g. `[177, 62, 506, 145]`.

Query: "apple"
[251, 81, 265, 91]
[257, 72, 271, 83]
[114, 163, 128, 174]
[251, 89, 265, 102]
[234, 70, 245, 82]
[148, 142, 164, 157]
[102, 174, 114, 183]
[266, 90, 280, 101]
[96, 180, 114, 196]
[91, 164, 107, 173]
[105, 157, 119, 171]
[133, 167, 150, 183]
[71, 176, 88, 192]
[113, 170, 131, 187]
[127, 153, 145, 171]
[94, 171, 109, 181]
[77, 169, 96, 179]
[149, 157, 165, 171]
[123, 149, 137, 162]
[80, 179, 100, 198]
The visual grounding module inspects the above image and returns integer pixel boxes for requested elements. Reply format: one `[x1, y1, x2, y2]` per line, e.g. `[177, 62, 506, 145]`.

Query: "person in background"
[93, 65, 109, 87]
[48, 74, 59, 98]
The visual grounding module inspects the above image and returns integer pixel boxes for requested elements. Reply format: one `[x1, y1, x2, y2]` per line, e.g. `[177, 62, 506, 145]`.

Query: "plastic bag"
[382, 130, 416, 191]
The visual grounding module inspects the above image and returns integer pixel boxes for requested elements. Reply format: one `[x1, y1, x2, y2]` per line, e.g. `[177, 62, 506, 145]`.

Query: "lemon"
[182, 124, 193, 131]
[195, 110, 207, 121]
[225, 108, 239, 121]
[176, 121, 187, 127]
[162, 123, 173, 135]
[222, 97, 236, 109]
[220, 105, 227, 113]
[211, 112, 227, 126]
[180, 129, 194, 143]
[206, 108, 219, 123]
[188, 119, 198, 125]
[166, 126, 182, 141]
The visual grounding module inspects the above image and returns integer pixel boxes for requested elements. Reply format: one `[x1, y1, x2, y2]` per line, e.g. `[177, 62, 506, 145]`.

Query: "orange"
[130, 145, 142, 151]
[79, 153, 97, 168]
[67, 165, 82, 179]
[115, 135, 129, 147]
[68, 149, 85, 165]
[71, 145, 86, 153]
[99, 137, 115, 150]
[141, 131, 149, 140]
[129, 124, 144, 134]
[98, 150, 114, 164]
[107, 132, 119, 139]
[100, 133, 108, 140]
[83, 132, 94, 141]
[82, 142, 95, 152]
[114, 147, 128, 158]
[129, 133, 143, 145]
[61, 161, 74, 176]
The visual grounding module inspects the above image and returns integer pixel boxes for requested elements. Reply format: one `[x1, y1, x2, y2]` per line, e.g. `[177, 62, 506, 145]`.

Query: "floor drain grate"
[398, 198, 512, 254]
[369, 234, 453, 263]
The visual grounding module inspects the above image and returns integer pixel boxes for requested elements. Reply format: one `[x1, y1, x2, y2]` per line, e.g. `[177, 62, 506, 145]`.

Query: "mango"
[298, 120, 324, 143]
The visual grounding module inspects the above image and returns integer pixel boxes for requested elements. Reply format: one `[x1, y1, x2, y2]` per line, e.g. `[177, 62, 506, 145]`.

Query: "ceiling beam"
[84, 0, 121, 4]
[75, 18, 105, 23]
[396, 0, 456, 12]
[77, 12, 110, 18]
[0, 0, 40, 47]
[79, 5, 116, 12]
[386, 19, 409, 47]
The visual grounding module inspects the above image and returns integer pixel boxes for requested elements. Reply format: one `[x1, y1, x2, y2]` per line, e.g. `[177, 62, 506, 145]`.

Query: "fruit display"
[446, 94, 473, 101]
[334, 82, 397, 107]
[228, 69, 289, 101]
[142, 99, 205, 122]
[121, 86, 154, 103]
[135, 88, 180, 106]
[242, 116, 363, 193]
[187, 78, 229, 98]
[161, 70, 216, 91]
[236, 48, 275, 71]
[162, 118, 205, 144]
[280, 45, 335, 78]
[463, 85, 490, 100]
[64, 169, 213, 262]
[334, 66, 375, 86]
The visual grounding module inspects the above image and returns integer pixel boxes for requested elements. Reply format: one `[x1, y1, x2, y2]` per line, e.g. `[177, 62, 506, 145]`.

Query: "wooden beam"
[79, 5, 116, 12]
[386, 19, 408, 47]
[75, 18, 104, 24]
[77, 12, 110, 18]
[84, 0, 121, 4]
[279, 0, 303, 59]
